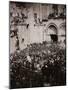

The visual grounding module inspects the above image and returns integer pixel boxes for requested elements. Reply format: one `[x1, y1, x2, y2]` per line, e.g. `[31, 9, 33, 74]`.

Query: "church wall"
[10, 2, 66, 53]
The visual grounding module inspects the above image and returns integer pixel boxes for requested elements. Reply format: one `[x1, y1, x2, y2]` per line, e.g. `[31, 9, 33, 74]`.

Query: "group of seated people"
[10, 42, 66, 88]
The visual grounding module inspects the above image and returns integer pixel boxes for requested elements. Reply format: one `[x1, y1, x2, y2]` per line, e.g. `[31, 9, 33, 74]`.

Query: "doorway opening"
[50, 34, 58, 43]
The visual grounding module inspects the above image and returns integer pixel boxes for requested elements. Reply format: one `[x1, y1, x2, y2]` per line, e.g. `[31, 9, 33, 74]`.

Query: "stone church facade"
[9, 2, 66, 53]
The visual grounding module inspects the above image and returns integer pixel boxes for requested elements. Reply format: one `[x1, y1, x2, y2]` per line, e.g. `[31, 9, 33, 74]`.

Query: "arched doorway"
[47, 25, 58, 43]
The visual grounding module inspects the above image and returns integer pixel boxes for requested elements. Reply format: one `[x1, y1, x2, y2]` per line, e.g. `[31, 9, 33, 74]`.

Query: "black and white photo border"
[9, 1, 66, 89]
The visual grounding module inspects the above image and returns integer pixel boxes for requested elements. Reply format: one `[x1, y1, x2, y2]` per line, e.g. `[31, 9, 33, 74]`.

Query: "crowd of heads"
[10, 42, 66, 88]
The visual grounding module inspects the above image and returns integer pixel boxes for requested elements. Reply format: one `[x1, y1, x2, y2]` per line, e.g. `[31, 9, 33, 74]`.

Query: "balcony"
[48, 12, 66, 19]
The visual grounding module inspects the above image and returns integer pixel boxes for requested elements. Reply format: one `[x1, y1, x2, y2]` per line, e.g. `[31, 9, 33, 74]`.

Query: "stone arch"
[43, 23, 58, 42]
[46, 23, 58, 34]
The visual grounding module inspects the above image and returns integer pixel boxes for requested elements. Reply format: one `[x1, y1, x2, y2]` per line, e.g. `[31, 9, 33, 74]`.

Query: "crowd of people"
[10, 42, 66, 89]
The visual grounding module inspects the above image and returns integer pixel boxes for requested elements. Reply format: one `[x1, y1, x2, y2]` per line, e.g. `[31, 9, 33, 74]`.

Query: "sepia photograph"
[9, 1, 66, 89]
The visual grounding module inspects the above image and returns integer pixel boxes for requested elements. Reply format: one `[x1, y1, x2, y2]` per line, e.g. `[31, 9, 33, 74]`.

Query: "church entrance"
[50, 34, 58, 43]
[46, 24, 58, 43]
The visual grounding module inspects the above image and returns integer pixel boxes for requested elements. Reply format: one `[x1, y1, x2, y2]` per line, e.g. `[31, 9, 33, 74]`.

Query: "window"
[34, 13, 37, 23]
[52, 5, 58, 15]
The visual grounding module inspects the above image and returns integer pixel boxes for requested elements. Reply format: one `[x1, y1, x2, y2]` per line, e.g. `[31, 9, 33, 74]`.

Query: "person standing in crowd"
[16, 35, 20, 50]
